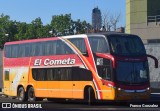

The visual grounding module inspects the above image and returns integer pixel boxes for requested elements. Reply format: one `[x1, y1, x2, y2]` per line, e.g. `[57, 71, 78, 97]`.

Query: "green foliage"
[0, 13, 91, 49]
[51, 14, 72, 36]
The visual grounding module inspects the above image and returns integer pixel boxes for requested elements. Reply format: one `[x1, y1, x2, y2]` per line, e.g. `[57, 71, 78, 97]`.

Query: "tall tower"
[92, 7, 102, 30]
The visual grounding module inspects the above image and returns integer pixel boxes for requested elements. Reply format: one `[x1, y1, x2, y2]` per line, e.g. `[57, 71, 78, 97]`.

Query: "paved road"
[0, 94, 160, 111]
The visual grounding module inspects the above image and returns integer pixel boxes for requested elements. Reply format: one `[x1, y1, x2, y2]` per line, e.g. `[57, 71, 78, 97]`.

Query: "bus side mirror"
[147, 54, 158, 68]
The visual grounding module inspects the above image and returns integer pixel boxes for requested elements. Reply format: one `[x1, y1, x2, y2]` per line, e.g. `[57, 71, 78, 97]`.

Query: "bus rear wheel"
[28, 87, 36, 102]
[84, 87, 95, 104]
[28, 87, 43, 102]
[17, 87, 27, 102]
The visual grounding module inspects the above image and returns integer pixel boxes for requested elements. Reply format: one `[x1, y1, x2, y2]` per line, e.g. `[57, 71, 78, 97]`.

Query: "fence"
[147, 15, 160, 23]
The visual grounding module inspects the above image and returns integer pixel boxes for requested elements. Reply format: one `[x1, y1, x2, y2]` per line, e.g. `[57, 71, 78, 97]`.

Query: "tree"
[73, 19, 92, 34]
[0, 14, 15, 47]
[102, 11, 121, 31]
[0, 13, 91, 48]
[15, 22, 27, 40]
[51, 14, 73, 36]
[102, 11, 111, 31]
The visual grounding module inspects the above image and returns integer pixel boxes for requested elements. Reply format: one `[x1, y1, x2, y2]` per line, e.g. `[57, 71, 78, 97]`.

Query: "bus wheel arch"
[17, 85, 27, 102]
[84, 86, 96, 104]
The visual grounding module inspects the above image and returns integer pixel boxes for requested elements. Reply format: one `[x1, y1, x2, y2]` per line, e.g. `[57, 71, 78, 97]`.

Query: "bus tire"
[28, 87, 36, 102]
[84, 87, 95, 105]
[17, 87, 27, 102]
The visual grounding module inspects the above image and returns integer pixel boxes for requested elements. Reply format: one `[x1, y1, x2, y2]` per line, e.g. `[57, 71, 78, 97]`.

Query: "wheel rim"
[18, 89, 23, 100]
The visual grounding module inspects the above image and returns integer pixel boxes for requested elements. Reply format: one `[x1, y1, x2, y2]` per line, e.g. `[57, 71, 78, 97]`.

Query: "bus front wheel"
[17, 87, 27, 102]
[84, 87, 95, 104]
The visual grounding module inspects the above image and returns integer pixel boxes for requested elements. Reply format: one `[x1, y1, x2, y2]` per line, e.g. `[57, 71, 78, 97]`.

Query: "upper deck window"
[4, 39, 74, 58]
[68, 38, 87, 54]
[108, 35, 146, 56]
[89, 36, 109, 53]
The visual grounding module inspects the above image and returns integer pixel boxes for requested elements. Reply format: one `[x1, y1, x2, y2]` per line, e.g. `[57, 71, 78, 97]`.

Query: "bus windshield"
[116, 61, 149, 84]
[89, 37, 109, 53]
[108, 35, 146, 56]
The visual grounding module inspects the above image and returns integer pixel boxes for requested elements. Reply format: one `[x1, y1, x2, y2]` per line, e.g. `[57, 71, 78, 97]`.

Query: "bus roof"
[4, 34, 87, 45]
[4, 32, 138, 45]
[87, 32, 138, 37]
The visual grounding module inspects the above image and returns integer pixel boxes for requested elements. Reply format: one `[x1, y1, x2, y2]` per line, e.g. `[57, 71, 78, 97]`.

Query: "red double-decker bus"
[3, 32, 158, 103]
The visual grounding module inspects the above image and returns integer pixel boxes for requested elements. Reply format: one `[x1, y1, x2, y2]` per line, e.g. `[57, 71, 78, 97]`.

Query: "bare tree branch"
[110, 13, 121, 31]
[102, 10, 111, 31]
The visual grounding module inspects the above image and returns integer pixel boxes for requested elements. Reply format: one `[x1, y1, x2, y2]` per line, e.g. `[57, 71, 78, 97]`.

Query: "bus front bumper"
[115, 89, 151, 100]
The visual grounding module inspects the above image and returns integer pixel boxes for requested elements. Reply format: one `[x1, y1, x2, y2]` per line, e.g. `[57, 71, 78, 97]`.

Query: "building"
[126, 0, 160, 43]
[92, 7, 102, 30]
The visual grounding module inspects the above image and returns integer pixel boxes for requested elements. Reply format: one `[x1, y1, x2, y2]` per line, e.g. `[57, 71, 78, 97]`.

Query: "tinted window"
[97, 59, 112, 81]
[11, 45, 19, 58]
[44, 41, 56, 55]
[4, 40, 74, 58]
[56, 40, 74, 55]
[89, 37, 109, 53]
[32, 67, 93, 81]
[25, 44, 30, 57]
[108, 35, 146, 56]
[30, 42, 44, 56]
[18, 44, 25, 57]
[116, 61, 149, 84]
[5, 45, 11, 58]
[72, 68, 93, 81]
[68, 38, 87, 54]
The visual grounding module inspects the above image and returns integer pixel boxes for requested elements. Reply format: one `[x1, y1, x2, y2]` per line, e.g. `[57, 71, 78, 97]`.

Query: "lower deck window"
[32, 67, 93, 81]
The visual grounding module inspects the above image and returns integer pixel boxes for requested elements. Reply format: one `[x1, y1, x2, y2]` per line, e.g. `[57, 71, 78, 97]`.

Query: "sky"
[0, 0, 126, 27]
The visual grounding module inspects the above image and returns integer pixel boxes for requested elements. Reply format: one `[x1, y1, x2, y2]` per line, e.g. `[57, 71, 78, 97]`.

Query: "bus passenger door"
[97, 59, 115, 100]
